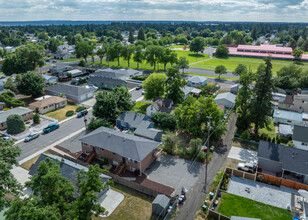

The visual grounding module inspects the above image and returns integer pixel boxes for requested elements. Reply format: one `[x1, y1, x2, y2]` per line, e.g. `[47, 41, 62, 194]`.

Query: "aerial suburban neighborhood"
[1, 2, 308, 220]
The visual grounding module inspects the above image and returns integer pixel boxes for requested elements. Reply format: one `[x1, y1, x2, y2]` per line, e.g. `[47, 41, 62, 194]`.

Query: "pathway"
[189, 57, 213, 66]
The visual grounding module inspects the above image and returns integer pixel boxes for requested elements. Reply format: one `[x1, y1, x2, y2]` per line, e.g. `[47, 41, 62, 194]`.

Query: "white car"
[89, 84, 99, 91]
[25, 132, 40, 142]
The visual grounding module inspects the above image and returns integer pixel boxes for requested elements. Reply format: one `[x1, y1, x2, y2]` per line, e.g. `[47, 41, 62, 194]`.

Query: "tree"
[116, 31, 123, 41]
[142, 73, 167, 100]
[4, 77, 16, 90]
[17, 72, 45, 96]
[121, 45, 135, 67]
[0, 140, 21, 208]
[93, 87, 134, 122]
[293, 48, 303, 60]
[189, 37, 205, 54]
[233, 64, 248, 76]
[251, 24, 258, 40]
[274, 64, 302, 89]
[138, 27, 146, 41]
[144, 45, 163, 70]
[250, 57, 275, 134]
[7, 114, 26, 134]
[301, 39, 308, 52]
[15, 74, 22, 82]
[38, 32, 48, 41]
[159, 48, 178, 71]
[128, 28, 135, 44]
[189, 138, 205, 161]
[75, 41, 93, 63]
[215, 44, 229, 58]
[199, 84, 219, 96]
[48, 38, 60, 53]
[152, 112, 177, 130]
[288, 38, 297, 50]
[215, 65, 227, 80]
[165, 66, 186, 104]
[109, 43, 123, 66]
[133, 45, 144, 69]
[96, 47, 106, 65]
[177, 57, 189, 74]
[33, 113, 40, 124]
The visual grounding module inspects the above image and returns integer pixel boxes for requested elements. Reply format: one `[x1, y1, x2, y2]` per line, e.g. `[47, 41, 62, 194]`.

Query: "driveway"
[228, 146, 258, 162]
[81, 97, 96, 107]
[129, 88, 144, 101]
[144, 155, 203, 194]
[97, 189, 124, 217]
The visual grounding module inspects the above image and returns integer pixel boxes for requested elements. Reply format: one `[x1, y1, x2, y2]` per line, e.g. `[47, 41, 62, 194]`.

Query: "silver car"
[25, 132, 40, 142]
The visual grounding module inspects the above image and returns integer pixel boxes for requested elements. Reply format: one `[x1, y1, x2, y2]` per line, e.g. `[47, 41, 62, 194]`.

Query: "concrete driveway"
[227, 146, 258, 162]
[97, 189, 124, 217]
[144, 155, 203, 194]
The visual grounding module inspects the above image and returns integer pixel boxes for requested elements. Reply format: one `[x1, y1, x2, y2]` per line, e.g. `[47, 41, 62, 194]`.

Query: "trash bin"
[202, 204, 207, 211]
[209, 192, 214, 199]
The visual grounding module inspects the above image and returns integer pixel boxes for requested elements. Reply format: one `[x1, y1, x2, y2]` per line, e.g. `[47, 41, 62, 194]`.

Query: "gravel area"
[227, 176, 299, 209]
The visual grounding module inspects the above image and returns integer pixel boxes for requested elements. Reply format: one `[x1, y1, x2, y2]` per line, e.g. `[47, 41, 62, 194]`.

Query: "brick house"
[79, 126, 162, 174]
[29, 96, 67, 114]
[0, 107, 33, 130]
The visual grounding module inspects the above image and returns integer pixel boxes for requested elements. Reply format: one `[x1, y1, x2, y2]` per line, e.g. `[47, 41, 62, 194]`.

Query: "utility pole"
[205, 116, 212, 191]
[83, 104, 87, 128]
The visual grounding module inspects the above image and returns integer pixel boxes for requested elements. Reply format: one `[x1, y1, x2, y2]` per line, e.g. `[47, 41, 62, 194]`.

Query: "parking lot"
[144, 155, 203, 194]
[227, 175, 299, 209]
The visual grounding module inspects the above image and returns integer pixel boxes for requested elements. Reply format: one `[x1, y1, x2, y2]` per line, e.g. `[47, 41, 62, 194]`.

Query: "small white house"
[273, 109, 308, 126]
[214, 92, 236, 108]
[64, 69, 84, 78]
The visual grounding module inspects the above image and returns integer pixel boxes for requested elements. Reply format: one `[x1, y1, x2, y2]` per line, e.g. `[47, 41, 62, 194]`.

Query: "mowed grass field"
[191, 56, 308, 75]
[217, 193, 292, 220]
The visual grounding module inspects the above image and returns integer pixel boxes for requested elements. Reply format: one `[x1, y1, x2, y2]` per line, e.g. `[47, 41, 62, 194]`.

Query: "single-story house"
[103, 68, 142, 78]
[273, 109, 308, 126]
[257, 140, 308, 184]
[45, 84, 95, 104]
[50, 64, 72, 75]
[116, 111, 162, 142]
[60, 69, 84, 78]
[278, 124, 293, 139]
[79, 126, 161, 174]
[29, 153, 111, 198]
[182, 86, 202, 100]
[293, 125, 308, 151]
[214, 92, 236, 109]
[187, 76, 207, 87]
[0, 107, 33, 130]
[152, 194, 170, 217]
[29, 96, 67, 114]
[88, 69, 127, 89]
[42, 74, 58, 84]
[53, 53, 70, 60]
[146, 97, 174, 116]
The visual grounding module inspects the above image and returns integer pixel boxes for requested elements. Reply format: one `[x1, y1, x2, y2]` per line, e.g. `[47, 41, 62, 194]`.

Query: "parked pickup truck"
[237, 162, 257, 174]
[43, 123, 60, 133]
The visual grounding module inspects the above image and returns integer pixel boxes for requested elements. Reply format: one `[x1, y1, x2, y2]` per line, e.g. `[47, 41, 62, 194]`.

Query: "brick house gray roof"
[45, 84, 95, 97]
[0, 107, 33, 124]
[258, 140, 308, 176]
[79, 126, 160, 162]
[293, 125, 308, 143]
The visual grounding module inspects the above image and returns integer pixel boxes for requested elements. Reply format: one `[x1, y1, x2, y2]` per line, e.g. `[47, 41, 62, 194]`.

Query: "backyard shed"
[152, 194, 170, 217]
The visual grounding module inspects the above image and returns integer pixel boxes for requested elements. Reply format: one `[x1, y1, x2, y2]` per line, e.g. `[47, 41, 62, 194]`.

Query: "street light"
[205, 116, 212, 191]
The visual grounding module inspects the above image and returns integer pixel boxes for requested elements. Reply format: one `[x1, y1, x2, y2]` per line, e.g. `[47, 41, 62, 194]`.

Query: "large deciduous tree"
[144, 45, 163, 70]
[48, 38, 60, 53]
[159, 48, 178, 71]
[165, 66, 186, 104]
[133, 45, 144, 69]
[215, 65, 227, 80]
[109, 43, 123, 66]
[121, 45, 135, 67]
[189, 37, 205, 54]
[215, 44, 229, 58]
[17, 72, 45, 96]
[250, 57, 275, 134]
[142, 73, 167, 100]
[75, 41, 93, 63]
[177, 57, 189, 74]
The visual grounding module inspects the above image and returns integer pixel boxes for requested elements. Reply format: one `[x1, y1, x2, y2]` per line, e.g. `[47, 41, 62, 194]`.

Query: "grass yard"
[58, 57, 82, 62]
[92, 183, 153, 220]
[175, 50, 209, 64]
[168, 45, 187, 49]
[45, 105, 78, 121]
[217, 193, 292, 220]
[20, 154, 41, 170]
[232, 140, 258, 151]
[191, 56, 308, 75]
[133, 101, 151, 114]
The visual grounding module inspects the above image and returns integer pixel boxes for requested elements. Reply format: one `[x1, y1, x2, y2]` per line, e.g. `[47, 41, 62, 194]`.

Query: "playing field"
[190, 56, 308, 75]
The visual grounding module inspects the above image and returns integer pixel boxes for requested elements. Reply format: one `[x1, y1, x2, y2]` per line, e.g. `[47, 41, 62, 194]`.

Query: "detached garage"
[152, 194, 170, 217]
[214, 92, 236, 109]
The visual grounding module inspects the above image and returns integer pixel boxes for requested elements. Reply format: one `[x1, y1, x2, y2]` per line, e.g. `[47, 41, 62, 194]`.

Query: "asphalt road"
[187, 67, 239, 79]
[17, 110, 93, 161]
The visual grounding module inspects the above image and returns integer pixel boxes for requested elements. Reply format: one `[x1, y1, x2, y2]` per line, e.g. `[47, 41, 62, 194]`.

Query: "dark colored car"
[77, 110, 88, 118]
[43, 123, 60, 133]
[136, 85, 142, 90]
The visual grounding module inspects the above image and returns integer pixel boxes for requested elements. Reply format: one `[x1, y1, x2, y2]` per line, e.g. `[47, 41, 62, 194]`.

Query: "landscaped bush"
[162, 132, 179, 154]
[240, 130, 250, 140]
[0, 93, 25, 108]
[87, 117, 112, 130]
[67, 100, 75, 105]
[7, 114, 26, 134]
[3, 90, 15, 97]
[152, 112, 177, 130]
[132, 75, 148, 81]
[76, 106, 86, 112]
[33, 113, 40, 124]
[65, 110, 74, 117]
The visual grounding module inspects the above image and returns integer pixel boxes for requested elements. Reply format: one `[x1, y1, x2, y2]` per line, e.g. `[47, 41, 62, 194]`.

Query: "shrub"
[87, 117, 112, 130]
[7, 114, 26, 134]
[0, 93, 25, 108]
[287, 141, 294, 147]
[76, 106, 86, 112]
[132, 75, 148, 81]
[240, 130, 251, 140]
[65, 110, 74, 117]
[3, 90, 15, 97]
[78, 60, 86, 67]
[67, 100, 75, 105]
[162, 132, 179, 154]
[152, 112, 177, 130]
[257, 174, 264, 182]
[33, 113, 40, 124]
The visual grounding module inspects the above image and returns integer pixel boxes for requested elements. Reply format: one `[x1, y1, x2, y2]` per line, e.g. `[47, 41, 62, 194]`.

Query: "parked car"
[43, 123, 60, 133]
[142, 90, 146, 95]
[136, 85, 142, 90]
[77, 110, 88, 118]
[237, 162, 257, 173]
[24, 133, 40, 142]
[3, 136, 11, 141]
[89, 84, 99, 91]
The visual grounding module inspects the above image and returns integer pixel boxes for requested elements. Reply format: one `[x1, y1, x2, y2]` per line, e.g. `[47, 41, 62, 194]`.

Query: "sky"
[0, 0, 308, 22]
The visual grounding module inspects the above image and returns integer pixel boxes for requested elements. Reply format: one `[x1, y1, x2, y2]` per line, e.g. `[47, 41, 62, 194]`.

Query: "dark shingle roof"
[45, 84, 95, 97]
[258, 140, 308, 175]
[92, 69, 127, 80]
[117, 111, 151, 130]
[134, 120, 162, 141]
[88, 75, 125, 86]
[151, 97, 173, 113]
[79, 126, 160, 161]
[293, 125, 308, 143]
[0, 107, 33, 124]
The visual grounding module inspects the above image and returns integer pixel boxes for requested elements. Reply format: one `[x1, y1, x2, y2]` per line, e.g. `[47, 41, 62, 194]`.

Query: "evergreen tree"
[251, 24, 258, 40]
[128, 28, 135, 44]
[138, 27, 146, 41]
[165, 66, 186, 104]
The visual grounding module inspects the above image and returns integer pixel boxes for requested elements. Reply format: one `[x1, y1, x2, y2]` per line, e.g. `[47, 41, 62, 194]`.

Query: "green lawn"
[168, 45, 187, 49]
[191, 57, 308, 75]
[174, 50, 209, 64]
[217, 193, 292, 220]
[132, 101, 151, 114]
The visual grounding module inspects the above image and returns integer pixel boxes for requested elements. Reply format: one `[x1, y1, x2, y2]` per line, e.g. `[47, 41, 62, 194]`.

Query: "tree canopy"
[142, 73, 167, 100]
[17, 72, 45, 96]
[189, 37, 205, 54]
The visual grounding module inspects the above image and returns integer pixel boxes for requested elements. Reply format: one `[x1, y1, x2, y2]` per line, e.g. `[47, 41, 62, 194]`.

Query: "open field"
[191, 57, 308, 75]
[92, 183, 154, 220]
[217, 193, 292, 220]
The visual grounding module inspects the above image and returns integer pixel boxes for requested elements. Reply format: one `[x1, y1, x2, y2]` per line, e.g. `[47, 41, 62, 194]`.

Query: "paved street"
[187, 67, 238, 79]
[129, 88, 144, 101]
[17, 110, 93, 161]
